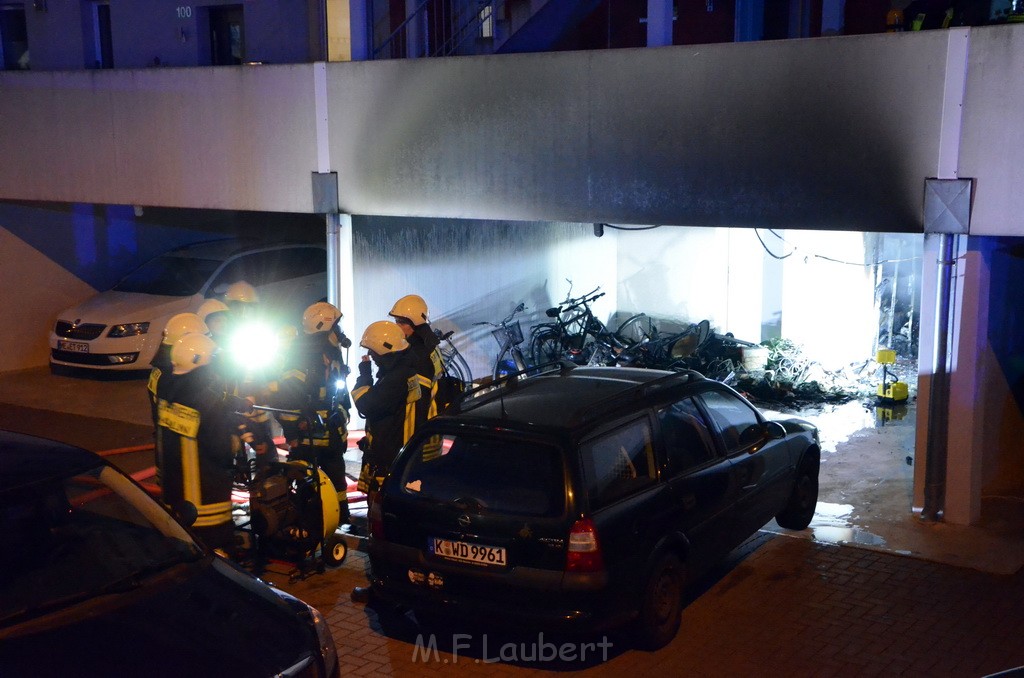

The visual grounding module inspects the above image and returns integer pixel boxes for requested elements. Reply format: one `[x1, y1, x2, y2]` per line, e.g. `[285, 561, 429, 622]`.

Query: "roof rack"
[448, 360, 578, 415]
[568, 367, 704, 427]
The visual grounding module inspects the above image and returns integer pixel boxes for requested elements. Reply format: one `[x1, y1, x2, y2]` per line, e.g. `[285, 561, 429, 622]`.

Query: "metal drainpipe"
[326, 213, 341, 308]
[921, 233, 955, 521]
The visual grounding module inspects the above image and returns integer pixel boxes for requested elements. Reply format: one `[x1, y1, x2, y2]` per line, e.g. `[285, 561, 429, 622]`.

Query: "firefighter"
[155, 332, 250, 554]
[215, 280, 277, 471]
[351, 320, 420, 495]
[148, 312, 209, 482]
[264, 301, 353, 525]
[196, 298, 230, 344]
[223, 280, 261, 322]
[388, 294, 444, 420]
[350, 320, 421, 603]
[389, 294, 446, 459]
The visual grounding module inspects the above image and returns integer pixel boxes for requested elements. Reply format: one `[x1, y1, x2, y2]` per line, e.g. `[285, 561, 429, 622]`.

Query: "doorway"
[88, 1, 113, 69]
[209, 4, 244, 65]
[0, 4, 28, 70]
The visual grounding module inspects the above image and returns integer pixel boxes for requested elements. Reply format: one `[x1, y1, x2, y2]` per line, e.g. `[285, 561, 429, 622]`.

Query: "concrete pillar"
[916, 232, 983, 525]
[328, 213, 356, 344]
[761, 230, 784, 342]
[914, 234, 939, 514]
[647, 0, 673, 47]
[944, 240, 986, 524]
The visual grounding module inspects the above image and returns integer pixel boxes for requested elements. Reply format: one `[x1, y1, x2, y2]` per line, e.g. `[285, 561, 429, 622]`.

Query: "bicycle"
[613, 318, 715, 372]
[528, 286, 610, 366]
[475, 302, 530, 381]
[433, 328, 473, 384]
[614, 312, 659, 346]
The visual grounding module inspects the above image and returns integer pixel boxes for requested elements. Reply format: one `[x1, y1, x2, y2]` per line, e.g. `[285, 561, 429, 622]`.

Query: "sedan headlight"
[108, 322, 150, 338]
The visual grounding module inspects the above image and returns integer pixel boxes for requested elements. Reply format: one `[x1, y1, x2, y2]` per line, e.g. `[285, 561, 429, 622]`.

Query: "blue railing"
[371, 0, 504, 60]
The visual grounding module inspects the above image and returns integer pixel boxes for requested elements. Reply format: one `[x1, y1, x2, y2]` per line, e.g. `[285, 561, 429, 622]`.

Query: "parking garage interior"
[0, 199, 956, 566]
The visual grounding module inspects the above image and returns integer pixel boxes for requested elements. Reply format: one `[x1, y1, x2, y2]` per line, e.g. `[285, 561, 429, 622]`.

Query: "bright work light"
[227, 322, 281, 370]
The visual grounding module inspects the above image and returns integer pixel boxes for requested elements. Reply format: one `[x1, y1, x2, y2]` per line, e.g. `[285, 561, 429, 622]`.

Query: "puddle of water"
[807, 501, 887, 547]
[810, 501, 854, 527]
[810, 525, 887, 547]
[764, 400, 900, 454]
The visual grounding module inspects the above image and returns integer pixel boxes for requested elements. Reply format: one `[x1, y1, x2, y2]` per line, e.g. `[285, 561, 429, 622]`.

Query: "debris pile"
[730, 338, 917, 409]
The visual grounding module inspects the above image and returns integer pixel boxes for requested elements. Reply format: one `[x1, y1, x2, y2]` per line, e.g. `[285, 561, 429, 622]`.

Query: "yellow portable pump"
[876, 349, 909, 402]
[233, 405, 349, 579]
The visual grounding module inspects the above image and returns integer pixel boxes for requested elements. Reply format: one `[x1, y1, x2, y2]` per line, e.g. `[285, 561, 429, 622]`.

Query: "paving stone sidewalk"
[270, 533, 1024, 677]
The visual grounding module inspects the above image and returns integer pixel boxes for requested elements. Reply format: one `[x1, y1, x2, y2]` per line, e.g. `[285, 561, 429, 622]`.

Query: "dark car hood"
[0, 557, 315, 678]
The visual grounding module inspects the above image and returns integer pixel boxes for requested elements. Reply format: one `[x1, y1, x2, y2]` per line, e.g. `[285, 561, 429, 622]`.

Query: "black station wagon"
[365, 365, 820, 649]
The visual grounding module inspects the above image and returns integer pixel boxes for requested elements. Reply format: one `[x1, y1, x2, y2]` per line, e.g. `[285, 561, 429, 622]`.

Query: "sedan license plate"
[58, 340, 90, 353]
[429, 538, 507, 567]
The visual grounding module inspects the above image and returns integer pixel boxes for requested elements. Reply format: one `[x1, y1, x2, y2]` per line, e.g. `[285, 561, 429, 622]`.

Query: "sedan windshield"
[1, 464, 202, 625]
[112, 255, 222, 296]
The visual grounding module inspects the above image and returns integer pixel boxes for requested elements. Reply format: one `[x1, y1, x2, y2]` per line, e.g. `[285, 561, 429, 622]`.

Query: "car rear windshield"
[397, 433, 566, 517]
[113, 255, 222, 296]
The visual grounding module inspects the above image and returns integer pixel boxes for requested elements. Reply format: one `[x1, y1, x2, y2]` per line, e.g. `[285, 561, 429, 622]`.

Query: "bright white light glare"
[228, 322, 281, 369]
[335, 379, 345, 391]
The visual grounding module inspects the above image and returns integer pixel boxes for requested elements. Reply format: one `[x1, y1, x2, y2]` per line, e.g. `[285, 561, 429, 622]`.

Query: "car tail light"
[566, 517, 603, 572]
[368, 492, 385, 539]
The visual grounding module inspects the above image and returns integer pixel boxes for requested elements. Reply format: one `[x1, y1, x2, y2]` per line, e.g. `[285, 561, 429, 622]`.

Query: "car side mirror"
[210, 283, 229, 298]
[765, 421, 787, 440]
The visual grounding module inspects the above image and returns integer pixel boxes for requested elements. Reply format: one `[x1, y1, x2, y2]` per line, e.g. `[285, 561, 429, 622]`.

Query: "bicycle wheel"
[442, 346, 473, 384]
[616, 313, 657, 346]
[491, 346, 522, 381]
[530, 328, 563, 366]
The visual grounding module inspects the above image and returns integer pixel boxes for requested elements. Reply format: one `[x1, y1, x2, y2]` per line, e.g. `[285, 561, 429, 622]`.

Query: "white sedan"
[49, 239, 326, 373]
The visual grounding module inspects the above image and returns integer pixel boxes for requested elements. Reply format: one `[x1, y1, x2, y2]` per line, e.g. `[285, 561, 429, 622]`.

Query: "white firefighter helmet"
[162, 313, 209, 346]
[360, 320, 409, 355]
[388, 294, 429, 326]
[224, 280, 259, 304]
[196, 298, 230, 322]
[302, 301, 343, 334]
[171, 332, 217, 375]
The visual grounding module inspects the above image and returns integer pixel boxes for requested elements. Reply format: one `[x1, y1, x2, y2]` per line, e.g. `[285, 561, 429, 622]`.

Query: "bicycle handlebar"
[549, 290, 605, 317]
[476, 303, 528, 328]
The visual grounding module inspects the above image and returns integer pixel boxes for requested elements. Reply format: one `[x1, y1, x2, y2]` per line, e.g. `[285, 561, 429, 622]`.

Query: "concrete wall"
[615, 226, 762, 340]
[0, 227, 93, 371]
[0, 65, 320, 211]
[960, 26, 1024, 237]
[1, 29, 963, 231]
[349, 216, 617, 380]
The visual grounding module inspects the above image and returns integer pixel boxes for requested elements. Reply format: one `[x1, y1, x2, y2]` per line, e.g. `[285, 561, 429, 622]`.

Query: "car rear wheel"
[636, 553, 684, 651]
[775, 452, 819, 530]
